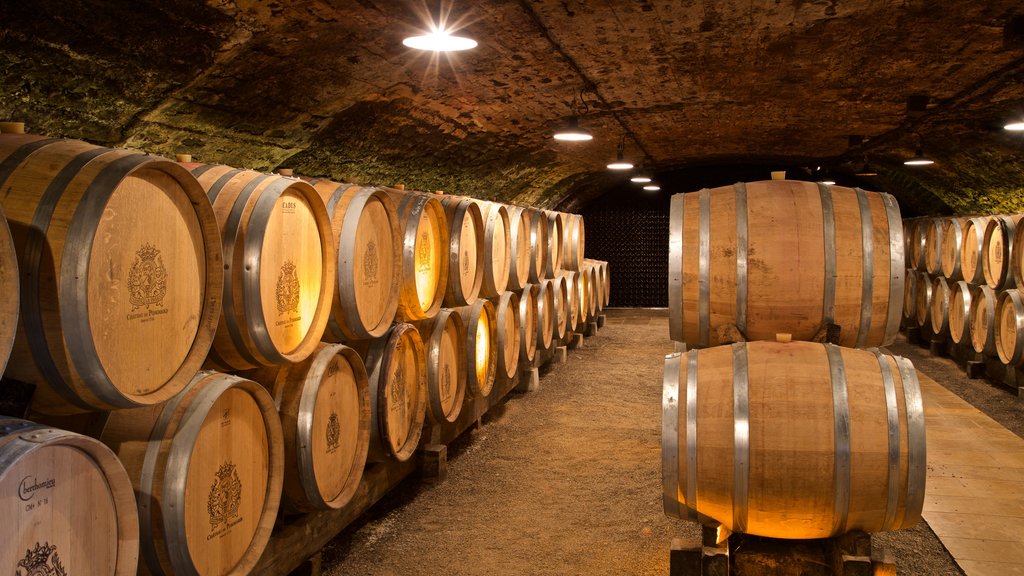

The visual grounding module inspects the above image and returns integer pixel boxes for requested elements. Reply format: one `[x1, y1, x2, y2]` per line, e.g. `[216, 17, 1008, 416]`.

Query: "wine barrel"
[311, 180, 401, 340]
[438, 196, 484, 307]
[533, 281, 556, 352]
[929, 276, 951, 336]
[414, 309, 467, 425]
[940, 217, 969, 280]
[544, 211, 564, 278]
[662, 340, 926, 539]
[959, 216, 991, 285]
[475, 200, 511, 298]
[191, 165, 334, 370]
[982, 214, 1023, 289]
[901, 269, 917, 321]
[491, 291, 521, 380]
[996, 289, 1024, 365]
[948, 281, 973, 346]
[506, 206, 533, 291]
[548, 276, 570, 341]
[1012, 218, 1024, 291]
[518, 284, 539, 366]
[598, 259, 606, 305]
[457, 299, 497, 397]
[914, 271, 933, 329]
[970, 285, 998, 355]
[922, 217, 946, 276]
[241, 343, 369, 513]
[387, 190, 448, 321]
[0, 205, 17, 375]
[0, 417, 139, 576]
[527, 207, 549, 283]
[562, 213, 586, 272]
[0, 135, 222, 414]
[585, 259, 605, 316]
[564, 271, 581, 334]
[100, 371, 284, 576]
[908, 217, 927, 271]
[585, 263, 599, 319]
[669, 181, 903, 348]
[363, 323, 427, 462]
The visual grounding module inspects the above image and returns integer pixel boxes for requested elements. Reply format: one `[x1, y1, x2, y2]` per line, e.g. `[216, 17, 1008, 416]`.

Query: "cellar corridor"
[314, 309, 1018, 576]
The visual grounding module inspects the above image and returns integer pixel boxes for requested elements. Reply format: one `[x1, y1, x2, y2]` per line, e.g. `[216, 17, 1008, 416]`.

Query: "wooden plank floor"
[917, 370, 1024, 576]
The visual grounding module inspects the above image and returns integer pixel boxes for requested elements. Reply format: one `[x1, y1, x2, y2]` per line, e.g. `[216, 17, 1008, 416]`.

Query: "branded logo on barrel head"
[18, 476, 55, 502]
[326, 412, 341, 453]
[417, 231, 431, 271]
[462, 250, 470, 275]
[128, 244, 168, 310]
[207, 463, 243, 531]
[276, 260, 301, 315]
[364, 240, 379, 283]
[391, 361, 405, 406]
[16, 543, 65, 576]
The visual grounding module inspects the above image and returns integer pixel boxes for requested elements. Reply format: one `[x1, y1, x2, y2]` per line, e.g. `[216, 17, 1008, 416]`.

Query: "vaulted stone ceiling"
[2, 0, 1024, 214]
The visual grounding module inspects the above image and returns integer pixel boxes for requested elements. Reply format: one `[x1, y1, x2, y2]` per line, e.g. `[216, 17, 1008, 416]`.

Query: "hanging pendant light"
[904, 146, 934, 166]
[643, 185, 661, 191]
[553, 116, 593, 141]
[403, 28, 477, 51]
[607, 136, 633, 170]
[1005, 119, 1024, 131]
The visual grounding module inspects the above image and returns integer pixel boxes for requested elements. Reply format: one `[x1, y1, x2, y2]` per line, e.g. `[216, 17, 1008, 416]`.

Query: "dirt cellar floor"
[322, 309, 979, 576]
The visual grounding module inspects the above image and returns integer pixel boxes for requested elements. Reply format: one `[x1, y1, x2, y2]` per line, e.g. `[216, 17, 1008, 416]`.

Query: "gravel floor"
[319, 310, 1018, 575]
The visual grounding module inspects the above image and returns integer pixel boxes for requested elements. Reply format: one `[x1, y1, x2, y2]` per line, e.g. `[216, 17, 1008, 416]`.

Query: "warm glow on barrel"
[414, 217, 438, 312]
[475, 313, 491, 382]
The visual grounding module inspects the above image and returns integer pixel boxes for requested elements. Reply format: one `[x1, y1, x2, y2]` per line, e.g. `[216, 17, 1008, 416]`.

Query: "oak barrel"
[517, 284, 539, 366]
[584, 263, 599, 319]
[474, 200, 511, 298]
[922, 217, 945, 276]
[662, 341, 926, 539]
[547, 276, 570, 342]
[969, 285, 998, 355]
[0, 417, 139, 576]
[100, 371, 284, 576]
[386, 190, 448, 321]
[533, 280, 556, 352]
[996, 289, 1024, 365]
[241, 343, 369, 513]
[311, 180, 401, 340]
[948, 281, 973, 346]
[669, 181, 903, 348]
[901, 269, 917, 321]
[563, 271, 581, 335]
[940, 217, 969, 281]
[929, 276, 951, 336]
[562, 213, 586, 272]
[526, 208, 549, 283]
[363, 323, 427, 462]
[414, 309, 467, 425]
[907, 218, 927, 271]
[438, 195, 484, 307]
[0, 205, 17, 375]
[491, 291, 521, 380]
[602, 260, 610, 307]
[1011, 217, 1024, 290]
[0, 135, 222, 414]
[913, 271, 933, 329]
[191, 165, 334, 370]
[506, 206, 533, 291]
[457, 299, 497, 397]
[959, 216, 991, 285]
[982, 214, 1023, 290]
[544, 211, 564, 278]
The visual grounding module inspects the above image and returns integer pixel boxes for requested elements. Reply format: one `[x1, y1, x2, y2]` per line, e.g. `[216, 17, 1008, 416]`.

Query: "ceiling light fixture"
[607, 136, 634, 170]
[403, 26, 477, 51]
[1005, 120, 1024, 131]
[631, 175, 652, 183]
[553, 90, 593, 142]
[643, 185, 661, 191]
[855, 156, 878, 177]
[904, 146, 934, 166]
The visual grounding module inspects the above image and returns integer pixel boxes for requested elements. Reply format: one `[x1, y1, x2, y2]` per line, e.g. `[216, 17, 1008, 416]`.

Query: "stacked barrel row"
[664, 180, 926, 540]
[902, 213, 1024, 368]
[0, 125, 610, 576]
